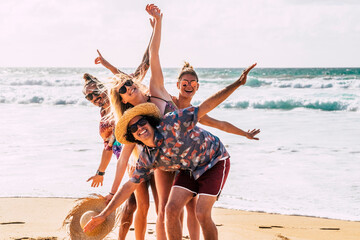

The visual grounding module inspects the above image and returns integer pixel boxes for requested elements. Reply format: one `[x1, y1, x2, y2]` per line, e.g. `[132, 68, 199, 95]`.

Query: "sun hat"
[63, 194, 116, 240]
[115, 102, 161, 144]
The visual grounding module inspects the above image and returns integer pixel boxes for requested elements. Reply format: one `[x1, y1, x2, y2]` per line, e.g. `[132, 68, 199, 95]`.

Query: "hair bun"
[182, 61, 193, 71]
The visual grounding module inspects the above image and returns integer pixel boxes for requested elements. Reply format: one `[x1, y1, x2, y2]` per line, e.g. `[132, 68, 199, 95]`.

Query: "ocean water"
[0, 67, 359, 221]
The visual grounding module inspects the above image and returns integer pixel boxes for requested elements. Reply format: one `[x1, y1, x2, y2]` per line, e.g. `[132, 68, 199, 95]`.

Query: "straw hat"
[63, 194, 116, 240]
[115, 102, 161, 144]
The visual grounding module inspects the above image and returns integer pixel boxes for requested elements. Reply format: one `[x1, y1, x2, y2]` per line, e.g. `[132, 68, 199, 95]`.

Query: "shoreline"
[1, 197, 360, 240]
[3, 196, 359, 223]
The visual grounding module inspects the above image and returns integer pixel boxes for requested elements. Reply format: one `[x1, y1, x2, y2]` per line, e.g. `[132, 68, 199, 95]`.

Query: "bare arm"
[198, 63, 256, 119]
[87, 148, 113, 187]
[199, 114, 260, 140]
[95, 50, 130, 76]
[104, 144, 135, 202]
[146, 4, 170, 100]
[132, 23, 154, 82]
[83, 180, 138, 233]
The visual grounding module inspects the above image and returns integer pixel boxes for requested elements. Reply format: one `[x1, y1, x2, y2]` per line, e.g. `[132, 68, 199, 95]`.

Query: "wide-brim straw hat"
[63, 194, 116, 240]
[115, 102, 161, 144]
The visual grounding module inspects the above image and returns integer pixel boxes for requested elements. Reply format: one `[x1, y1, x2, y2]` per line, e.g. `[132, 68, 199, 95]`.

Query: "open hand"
[238, 63, 257, 86]
[245, 129, 261, 140]
[83, 214, 106, 233]
[87, 174, 104, 188]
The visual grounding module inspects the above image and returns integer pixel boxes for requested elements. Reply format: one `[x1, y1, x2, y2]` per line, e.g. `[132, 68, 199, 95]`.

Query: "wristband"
[109, 192, 115, 195]
[96, 170, 105, 176]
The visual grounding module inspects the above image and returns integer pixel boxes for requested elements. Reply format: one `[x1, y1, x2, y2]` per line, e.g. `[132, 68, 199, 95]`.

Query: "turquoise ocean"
[0, 67, 359, 221]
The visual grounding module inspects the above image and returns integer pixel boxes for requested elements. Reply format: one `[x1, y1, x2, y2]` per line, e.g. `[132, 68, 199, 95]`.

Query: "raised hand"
[146, 4, 162, 20]
[87, 174, 103, 188]
[94, 49, 108, 66]
[83, 214, 106, 233]
[238, 63, 257, 86]
[245, 129, 261, 140]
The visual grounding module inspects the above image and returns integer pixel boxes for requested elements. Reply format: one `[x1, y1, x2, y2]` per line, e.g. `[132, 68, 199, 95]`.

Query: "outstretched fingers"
[248, 128, 261, 140]
[243, 63, 257, 74]
[83, 215, 105, 233]
[239, 63, 257, 85]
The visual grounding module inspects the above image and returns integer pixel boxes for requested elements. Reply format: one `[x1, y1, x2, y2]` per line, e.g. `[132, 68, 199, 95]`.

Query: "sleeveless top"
[149, 95, 178, 114]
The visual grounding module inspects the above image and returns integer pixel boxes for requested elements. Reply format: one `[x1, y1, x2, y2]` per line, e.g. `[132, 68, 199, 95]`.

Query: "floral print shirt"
[130, 106, 230, 183]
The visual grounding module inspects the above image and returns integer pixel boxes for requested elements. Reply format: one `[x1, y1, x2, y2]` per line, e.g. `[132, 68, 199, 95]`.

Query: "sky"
[1, 0, 360, 68]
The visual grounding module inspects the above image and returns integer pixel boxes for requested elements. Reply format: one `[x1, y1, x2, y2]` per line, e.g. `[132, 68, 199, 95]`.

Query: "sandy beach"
[1, 198, 359, 240]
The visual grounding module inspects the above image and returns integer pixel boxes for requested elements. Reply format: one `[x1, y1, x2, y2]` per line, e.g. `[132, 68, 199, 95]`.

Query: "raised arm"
[132, 22, 154, 82]
[146, 4, 170, 99]
[199, 114, 260, 140]
[198, 63, 257, 119]
[95, 50, 130, 76]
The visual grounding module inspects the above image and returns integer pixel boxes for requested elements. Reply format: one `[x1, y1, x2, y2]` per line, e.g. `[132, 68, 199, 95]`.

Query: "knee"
[137, 199, 150, 215]
[196, 208, 210, 225]
[165, 201, 181, 221]
[123, 194, 137, 214]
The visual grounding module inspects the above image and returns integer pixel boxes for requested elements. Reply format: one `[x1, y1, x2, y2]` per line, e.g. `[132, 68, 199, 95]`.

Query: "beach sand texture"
[1, 198, 359, 240]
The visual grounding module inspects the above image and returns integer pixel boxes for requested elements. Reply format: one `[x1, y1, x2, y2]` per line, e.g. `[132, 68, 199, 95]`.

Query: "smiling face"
[128, 115, 155, 146]
[83, 83, 109, 108]
[177, 73, 199, 98]
[116, 79, 144, 105]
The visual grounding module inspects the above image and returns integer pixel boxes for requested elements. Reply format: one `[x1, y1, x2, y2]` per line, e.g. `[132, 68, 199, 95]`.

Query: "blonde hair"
[178, 61, 198, 82]
[109, 74, 149, 122]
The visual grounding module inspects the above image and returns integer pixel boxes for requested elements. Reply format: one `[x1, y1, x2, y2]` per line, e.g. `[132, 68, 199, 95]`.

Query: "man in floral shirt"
[84, 63, 256, 240]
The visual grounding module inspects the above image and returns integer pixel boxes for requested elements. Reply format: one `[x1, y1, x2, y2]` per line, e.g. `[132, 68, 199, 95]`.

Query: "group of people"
[81, 4, 260, 240]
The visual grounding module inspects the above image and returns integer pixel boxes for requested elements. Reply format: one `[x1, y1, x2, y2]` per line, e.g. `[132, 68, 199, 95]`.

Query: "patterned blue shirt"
[130, 106, 230, 183]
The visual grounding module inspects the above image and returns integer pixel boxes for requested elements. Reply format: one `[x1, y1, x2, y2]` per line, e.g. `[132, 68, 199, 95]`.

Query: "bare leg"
[185, 197, 200, 240]
[165, 187, 194, 240]
[154, 169, 175, 240]
[134, 181, 150, 240]
[118, 193, 137, 240]
[196, 195, 217, 240]
[149, 174, 159, 214]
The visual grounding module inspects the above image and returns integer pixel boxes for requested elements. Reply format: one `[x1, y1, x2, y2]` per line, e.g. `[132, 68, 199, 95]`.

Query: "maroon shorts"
[173, 158, 230, 198]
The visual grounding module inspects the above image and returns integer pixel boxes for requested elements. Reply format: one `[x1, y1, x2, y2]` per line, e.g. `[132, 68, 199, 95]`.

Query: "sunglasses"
[128, 117, 148, 133]
[181, 79, 197, 88]
[118, 80, 134, 94]
[85, 91, 101, 101]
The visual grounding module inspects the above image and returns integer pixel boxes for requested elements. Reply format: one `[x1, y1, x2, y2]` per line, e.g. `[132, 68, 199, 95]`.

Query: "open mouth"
[129, 87, 136, 95]
[138, 129, 147, 136]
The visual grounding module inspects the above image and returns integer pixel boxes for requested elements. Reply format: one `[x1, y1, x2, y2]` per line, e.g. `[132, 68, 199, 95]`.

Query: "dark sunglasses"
[85, 91, 101, 101]
[118, 80, 134, 94]
[128, 117, 148, 133]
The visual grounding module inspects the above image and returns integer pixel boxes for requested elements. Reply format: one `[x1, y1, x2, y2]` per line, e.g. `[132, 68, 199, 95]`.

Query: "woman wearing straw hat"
[83, 62, 257, 239]
[101, 4, 259, 239]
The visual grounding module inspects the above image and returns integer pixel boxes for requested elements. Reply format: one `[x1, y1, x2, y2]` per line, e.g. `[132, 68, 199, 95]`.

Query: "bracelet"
[109, 192, 115, 195]
[96, 170, 105, 176]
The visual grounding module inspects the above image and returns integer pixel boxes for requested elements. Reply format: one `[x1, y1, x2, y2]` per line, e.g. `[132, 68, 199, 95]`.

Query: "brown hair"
[177, 61, 198, 82]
